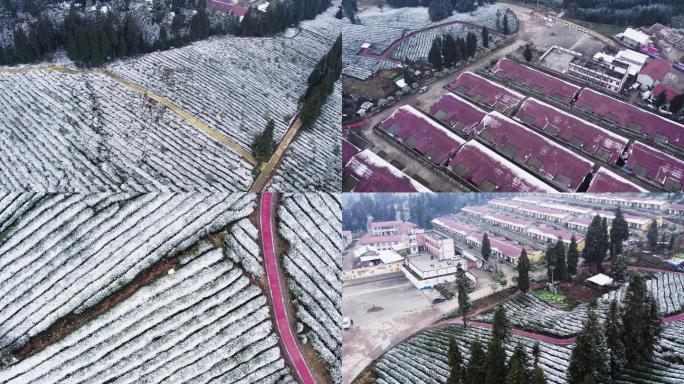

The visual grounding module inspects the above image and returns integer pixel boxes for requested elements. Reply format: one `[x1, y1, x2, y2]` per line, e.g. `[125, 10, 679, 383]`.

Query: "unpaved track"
[250, 117, 303, 192]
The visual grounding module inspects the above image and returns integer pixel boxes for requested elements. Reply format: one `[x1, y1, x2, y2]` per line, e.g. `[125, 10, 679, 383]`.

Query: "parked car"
[342, 317, 353, 330]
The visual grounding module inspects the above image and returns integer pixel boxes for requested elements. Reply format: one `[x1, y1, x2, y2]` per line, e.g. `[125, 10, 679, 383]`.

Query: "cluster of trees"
[251, 118, 277, 170]
[568, 274, 661, 383]
[335, 0, 357, 24]
[542, 235, 580, 284]
[581, 208, 631, 274]
[447, 305, 549, 384]
[1, 0, 333, 65]
[428, 0, 484, 22]
[239, 0, 332, 36]
[427, 32, 479, 70]
[300, 34, 342, 128]
[653, 91, 684, 114]
[561, 0, 683, 27]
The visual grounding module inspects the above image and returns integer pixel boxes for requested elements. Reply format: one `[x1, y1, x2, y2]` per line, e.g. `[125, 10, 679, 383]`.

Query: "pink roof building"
[473, 112, 595, 191]
[575, 88, 684, 149]
[586, 167, 649, 193]
[447, 71, 525, 114]
[447, 141, 557, 192]
[432, 216, 479, 239]
[482, 212, 536, 231]
[379, 105, 466, 166]
[624, 141, 684, 191]
[342, 139, 361, 166]
[526, 225, 584, 245]
[342, 149, 430, 192]
[652, 84, 678, 102]
[515, 98, 629, 164]
[490, 58, 581, 102]
[428, 93, 487, 134]
[638, 59, 671, 83]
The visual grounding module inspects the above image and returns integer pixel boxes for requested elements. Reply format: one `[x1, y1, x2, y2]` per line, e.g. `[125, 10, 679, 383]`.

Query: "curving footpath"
[260, 192, 317, 384]
[431, 312, 684, 346]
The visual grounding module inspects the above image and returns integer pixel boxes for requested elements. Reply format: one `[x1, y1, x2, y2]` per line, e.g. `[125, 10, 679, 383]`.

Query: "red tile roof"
[587, 167, 648, 193]
[447, 71, 524, 114]
[447, 141, 557, 192]
[639, 59, 671, 81]
[342, 139, 361, 166]
[575, 88, 684, 149]
[515, 98, 629, 164]
[653, 83, 678, 102]
[474, 112, 594, 191]
[379, 105, 466, 166]
[490, 58, 581, 102]
[428, 93, 487, 134]
[343, 149, 430, 192]
[624, 141, 684, 191]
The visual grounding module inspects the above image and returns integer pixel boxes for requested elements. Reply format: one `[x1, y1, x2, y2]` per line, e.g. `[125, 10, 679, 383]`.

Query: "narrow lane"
[259, 192, 317, 384]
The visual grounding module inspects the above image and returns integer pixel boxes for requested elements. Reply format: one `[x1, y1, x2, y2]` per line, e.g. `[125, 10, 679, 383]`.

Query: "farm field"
[0, 243, 296, 384]
[0, 71, 253, 192]
[475, 272, 684, 337]
[278, 193, 343, 382]
[267, 82, 342, 192]
[373, 319, 684, 384]
[341, 4, 517, 79]
[0, 192, 254, 355]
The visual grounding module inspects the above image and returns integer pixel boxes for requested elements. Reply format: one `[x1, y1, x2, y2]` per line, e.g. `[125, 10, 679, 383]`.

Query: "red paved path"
[431, 311, 684, 346]
[260, 192, 317, 384]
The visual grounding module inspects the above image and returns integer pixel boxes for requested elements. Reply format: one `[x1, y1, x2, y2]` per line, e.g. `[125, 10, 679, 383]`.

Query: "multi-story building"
[568, 57, 627, 93]
[418, 231, 456, 260]
[359, 219, 421, 253]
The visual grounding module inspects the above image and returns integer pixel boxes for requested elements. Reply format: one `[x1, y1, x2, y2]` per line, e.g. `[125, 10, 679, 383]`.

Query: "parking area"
[341, 274, 441, 383]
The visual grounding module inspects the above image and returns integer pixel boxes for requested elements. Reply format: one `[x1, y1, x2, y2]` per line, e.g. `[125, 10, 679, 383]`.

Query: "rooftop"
[429, 93, 487, 134]
[379, 105, 466, 166]
[515, 98, 629, 164]
[625, 141, 684, 191]
[575, 88, 684, 149]
[639, 59, 671, 81]
[570, 57, 625, 80]
[474, 112, 594, 191]
[448, 141, 557, 192]
[432, 217, 480, 237]
[527, 225, 583, 242]
[586, 167, 649, 193]
[406, 253, 465, 273]
[342, 139, 361, 166]
[447, 71, 525, 114]
[653, 84, 678, 102]
[343, 149, 430, 192]
[490, 58, 581, 102]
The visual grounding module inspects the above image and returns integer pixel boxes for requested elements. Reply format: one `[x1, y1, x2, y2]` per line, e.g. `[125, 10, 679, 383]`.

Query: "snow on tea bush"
[0, 244, 296, 384]
[0, 192, 253, 354]
[278, 193, 343, 382]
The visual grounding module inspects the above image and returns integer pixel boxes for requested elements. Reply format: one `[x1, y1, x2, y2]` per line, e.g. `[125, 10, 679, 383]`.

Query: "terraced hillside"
[0, 244, 296, 384]
[0, 192, 305, 383]
[475, 272, 684, 337]
[375, 326, 572, 384]
[0, 192, 255, 355]
[0, 71, 253, 192]
[278, 193, 343, 382]
[268, 82, 342, 192]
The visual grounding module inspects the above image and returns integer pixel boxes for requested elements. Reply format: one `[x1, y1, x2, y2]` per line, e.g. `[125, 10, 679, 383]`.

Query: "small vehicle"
[342, 317, 353, 330]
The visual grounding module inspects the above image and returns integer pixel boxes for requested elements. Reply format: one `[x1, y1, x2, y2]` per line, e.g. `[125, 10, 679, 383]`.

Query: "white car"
[342, 317, 353, 330]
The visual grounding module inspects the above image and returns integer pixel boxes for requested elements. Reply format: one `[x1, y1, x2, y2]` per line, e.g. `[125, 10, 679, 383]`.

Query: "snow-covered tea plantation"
[0, 244, 296, 384]
[0, 71, 253, 192]
[278, 193, 343, 382]
[374, 320, 684, 384]
[475, 272, 684, 337]
[106, 29, 335, 151]
[268, 82, 342, 192]
[341, 3, 517, 79]
[0, 192, 254, 355]
[374, 326, 572, 384]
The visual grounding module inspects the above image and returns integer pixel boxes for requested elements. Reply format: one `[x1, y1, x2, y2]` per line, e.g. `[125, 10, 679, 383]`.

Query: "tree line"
[446, 303, 550, 384]
[299, 33, 342, 128]
[239, 0, 332, 36]
[0, 0, 332, 66]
